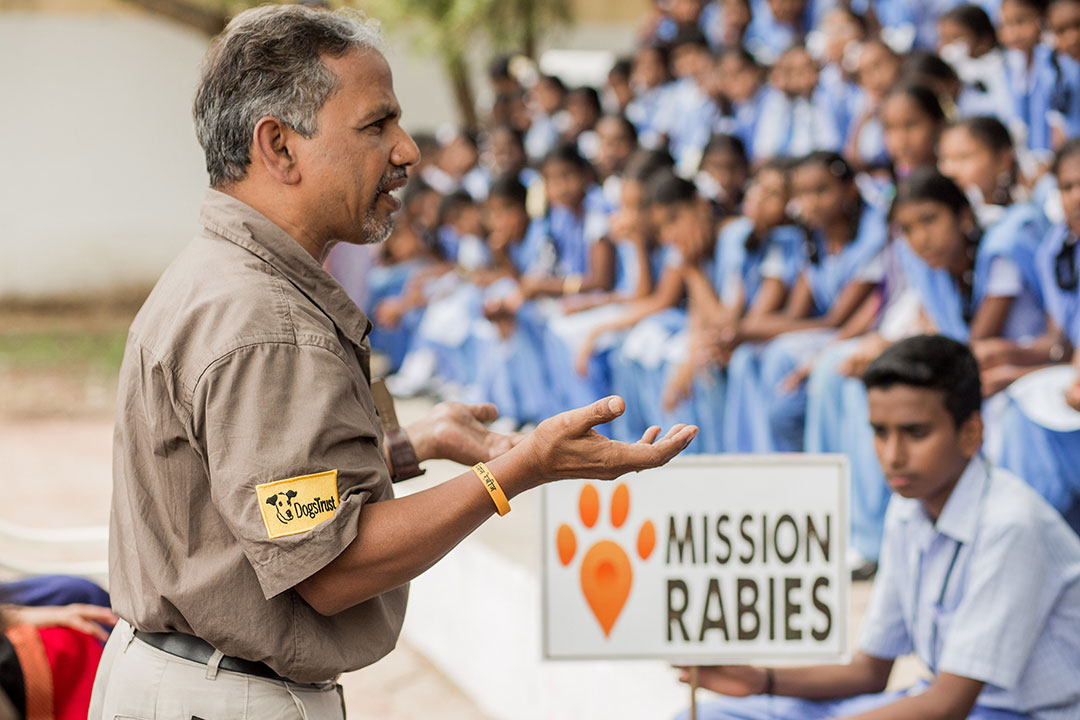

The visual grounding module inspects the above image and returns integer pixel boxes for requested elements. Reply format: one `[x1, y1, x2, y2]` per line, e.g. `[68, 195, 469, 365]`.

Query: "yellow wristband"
[472, 462, 511, 516]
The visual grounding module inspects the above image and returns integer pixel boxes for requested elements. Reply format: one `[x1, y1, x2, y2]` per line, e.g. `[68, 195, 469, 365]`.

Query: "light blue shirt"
[860, 458, 1080, 718]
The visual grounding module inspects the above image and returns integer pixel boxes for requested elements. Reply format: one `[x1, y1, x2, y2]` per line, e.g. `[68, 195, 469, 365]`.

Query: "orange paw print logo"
[555, 482, 656, 637]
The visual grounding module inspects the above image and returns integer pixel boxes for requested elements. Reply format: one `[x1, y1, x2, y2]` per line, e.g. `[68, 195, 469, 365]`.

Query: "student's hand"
[779, 362, 812, 393]
[406, 402, 524, 465]
[839, 335, 891, 378]
[575, 333, 599, 377]
[6, 604, 118, 643]
[675, 665, 768, 697]
[971, 337, 1018, 371]
[1066, 377, 1080, 412]
[981, 363, 1022, 397]
[662, 362, 696, 413]
[521, 397, 697, 483]
[374, 298, 407, 328]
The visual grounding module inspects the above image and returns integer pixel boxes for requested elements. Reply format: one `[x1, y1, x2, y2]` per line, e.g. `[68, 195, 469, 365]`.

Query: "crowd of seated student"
[326, 0, 1080, 581]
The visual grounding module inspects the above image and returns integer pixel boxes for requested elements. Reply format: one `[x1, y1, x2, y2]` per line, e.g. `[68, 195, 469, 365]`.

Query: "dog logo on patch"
[266, 489, 300, 524]
[255, 470, 339, 539]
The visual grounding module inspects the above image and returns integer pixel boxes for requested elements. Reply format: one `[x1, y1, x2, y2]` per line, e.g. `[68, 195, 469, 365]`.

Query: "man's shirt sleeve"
[192, 340, 389, 600]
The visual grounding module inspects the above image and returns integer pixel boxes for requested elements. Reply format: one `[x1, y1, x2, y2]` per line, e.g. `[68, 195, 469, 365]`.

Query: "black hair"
[487, 123, 525, 149]
[667, 26, 711, 52]
[702, 133, 749, 168]
[623, 148, 676, 183]
[487, 173, 528, 207]
[883, 82, 947, 123]
[647, 171, 699, 207]
[951, 115, 1014, 154]
[609, 57, 633, 79]
[1003, 0, 1049, 13]
[941, 4, 999, 47]
[437, 190, 476, 227]
[541, 141, 593, 172]
[537, 74, 567, 95]
[598, 113, 639, 144]
[636, 42, 672, 70]
[901, 52, 961, 86]
[567, 86, 603, 115]
[793, 151, 856, 183]
[1053, 136, 1080, 175]
[827, 4, 870, 35]
[889, 167, 972, 221]
[719, 46, 759, 68]
[862, 334, 982, 426]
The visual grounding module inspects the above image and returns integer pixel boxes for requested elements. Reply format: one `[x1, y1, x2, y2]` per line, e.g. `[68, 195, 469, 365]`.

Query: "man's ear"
[958, 412, 984, 457]
[252, 116, 302, 186]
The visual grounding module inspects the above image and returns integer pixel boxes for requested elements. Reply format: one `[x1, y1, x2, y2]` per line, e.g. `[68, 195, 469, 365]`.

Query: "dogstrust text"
[542, 457, 849, 663]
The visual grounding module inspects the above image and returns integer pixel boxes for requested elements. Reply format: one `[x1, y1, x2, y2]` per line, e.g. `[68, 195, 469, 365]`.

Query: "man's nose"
[392, 128, 422, 168]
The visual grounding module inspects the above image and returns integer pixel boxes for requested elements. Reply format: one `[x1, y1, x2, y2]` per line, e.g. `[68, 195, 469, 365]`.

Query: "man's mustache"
[377, 168, 408, 193]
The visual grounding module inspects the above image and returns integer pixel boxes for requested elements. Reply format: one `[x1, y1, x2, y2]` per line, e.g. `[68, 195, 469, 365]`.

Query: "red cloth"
[38, 627, 102, 720]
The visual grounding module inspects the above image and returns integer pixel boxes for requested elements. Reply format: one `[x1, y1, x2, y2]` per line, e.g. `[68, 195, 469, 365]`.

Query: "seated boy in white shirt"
[677, 334, 1080, 720]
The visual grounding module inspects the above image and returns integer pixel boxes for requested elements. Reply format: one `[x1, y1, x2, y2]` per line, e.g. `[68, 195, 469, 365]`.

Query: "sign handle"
[689, 667, 698, 720]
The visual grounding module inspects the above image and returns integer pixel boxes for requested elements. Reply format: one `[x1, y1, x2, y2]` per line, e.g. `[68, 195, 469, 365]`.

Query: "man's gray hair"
[193, 5, 384, 187]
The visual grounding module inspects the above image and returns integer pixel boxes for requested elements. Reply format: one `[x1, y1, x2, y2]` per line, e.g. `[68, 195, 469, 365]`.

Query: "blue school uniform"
[816, 204, 1047, 561]
[731, 88, 768, 162]
[727, 205, 888, 453]
[679, 458, 1080, 720]
[652, 78, 722, 171]
[900, 204, 1046, 343]
[1000, 225, 1080, 527]
[752, 88, 843, 161]
[626, 83, 672, 149]
[1005, 44, 1080, 153]
[472, 191, 607, 425]
[661, 220, 805, 453]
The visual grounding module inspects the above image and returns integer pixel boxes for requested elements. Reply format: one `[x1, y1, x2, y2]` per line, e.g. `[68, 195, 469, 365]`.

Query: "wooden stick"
[689, 667, 699, 720]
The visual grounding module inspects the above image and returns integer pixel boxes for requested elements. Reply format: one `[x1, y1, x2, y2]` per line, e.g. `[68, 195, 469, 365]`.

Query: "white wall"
[0, 13, 210, 300]
[0, 12, 636, 301]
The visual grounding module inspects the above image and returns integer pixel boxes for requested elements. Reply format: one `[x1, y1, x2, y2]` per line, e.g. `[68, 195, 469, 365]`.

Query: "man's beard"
[359, 207, 394, 245]
[358, 167, 407, 245]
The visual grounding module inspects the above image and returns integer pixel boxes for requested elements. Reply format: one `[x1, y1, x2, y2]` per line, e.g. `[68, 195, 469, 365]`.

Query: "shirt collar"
[198, 189, 372, 348]
[893, 456, 987, 545]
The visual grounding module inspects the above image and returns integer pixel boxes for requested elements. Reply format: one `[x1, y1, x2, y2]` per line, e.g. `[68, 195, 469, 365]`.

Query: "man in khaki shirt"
[88, 5, 697, 718]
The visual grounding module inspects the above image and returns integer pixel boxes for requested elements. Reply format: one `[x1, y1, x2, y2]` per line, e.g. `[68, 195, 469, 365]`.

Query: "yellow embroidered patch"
[256, 470, 340, 539]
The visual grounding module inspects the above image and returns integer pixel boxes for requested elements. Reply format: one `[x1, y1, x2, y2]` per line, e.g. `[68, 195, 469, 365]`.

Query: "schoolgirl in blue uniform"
[659, 161, 805, 453]
[998, 139, 1080, 530]
[541, 150, 676, 418]
[1000, 0, 1080, 153]
[817, 168, 1047, 567]
[470, 144, 615, 427]
[724, 152, 887, 452]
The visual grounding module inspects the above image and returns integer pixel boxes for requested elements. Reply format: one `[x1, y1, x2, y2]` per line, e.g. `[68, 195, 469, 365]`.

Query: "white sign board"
[541, 455, 849, 663]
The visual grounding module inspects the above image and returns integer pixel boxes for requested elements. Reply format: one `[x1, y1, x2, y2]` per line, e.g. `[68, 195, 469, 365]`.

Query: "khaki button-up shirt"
[109, 189, 406, 683]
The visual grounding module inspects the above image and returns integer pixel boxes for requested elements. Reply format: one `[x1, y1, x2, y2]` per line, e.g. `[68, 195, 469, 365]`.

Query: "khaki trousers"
[88, 621, 345, 720]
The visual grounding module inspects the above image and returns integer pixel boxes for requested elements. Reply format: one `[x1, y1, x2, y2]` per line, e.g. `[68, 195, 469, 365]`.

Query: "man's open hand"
[406, 402, 523, 466]
[522, 396, 698, 484]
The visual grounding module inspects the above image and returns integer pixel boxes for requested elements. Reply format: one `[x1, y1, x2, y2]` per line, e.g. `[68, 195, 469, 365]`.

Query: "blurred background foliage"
[120, 0, 573, 126]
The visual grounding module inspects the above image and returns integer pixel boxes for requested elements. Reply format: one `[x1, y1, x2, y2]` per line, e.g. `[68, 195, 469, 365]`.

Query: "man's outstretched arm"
[297, 397, 697, 615]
